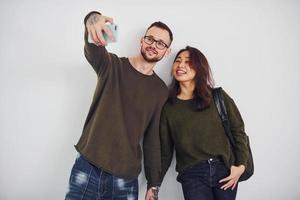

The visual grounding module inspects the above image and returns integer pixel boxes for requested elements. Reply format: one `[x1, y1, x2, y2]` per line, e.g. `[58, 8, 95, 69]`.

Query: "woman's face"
[172, 51, 196, 83]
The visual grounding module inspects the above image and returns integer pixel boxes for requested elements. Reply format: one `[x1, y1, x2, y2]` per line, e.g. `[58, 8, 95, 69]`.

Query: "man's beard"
[140, 47, 164, 63]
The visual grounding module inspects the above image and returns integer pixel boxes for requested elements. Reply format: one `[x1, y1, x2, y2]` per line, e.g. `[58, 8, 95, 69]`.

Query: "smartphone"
[88, 23, 118, 44]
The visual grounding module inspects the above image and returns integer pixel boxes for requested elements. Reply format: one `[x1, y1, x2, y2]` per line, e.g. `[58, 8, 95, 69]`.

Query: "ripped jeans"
[65, 154, 138, 200]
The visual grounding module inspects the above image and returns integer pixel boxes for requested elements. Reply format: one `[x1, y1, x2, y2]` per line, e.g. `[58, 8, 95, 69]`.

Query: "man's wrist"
[151, 186, 160, 191]
[151, 186, 159, 199]
[151, 186, 160, 196]
[147, 183, 161, 190]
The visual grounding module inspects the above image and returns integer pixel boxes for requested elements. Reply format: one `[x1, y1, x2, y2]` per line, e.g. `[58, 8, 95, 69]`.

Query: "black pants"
[177, 158, 238, 200]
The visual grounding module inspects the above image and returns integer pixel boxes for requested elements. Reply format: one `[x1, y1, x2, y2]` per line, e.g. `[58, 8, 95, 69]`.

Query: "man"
[65, 11, 173, 200]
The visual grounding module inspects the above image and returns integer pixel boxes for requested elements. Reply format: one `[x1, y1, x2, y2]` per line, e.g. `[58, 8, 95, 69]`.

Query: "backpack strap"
[213, 87, 236, 148]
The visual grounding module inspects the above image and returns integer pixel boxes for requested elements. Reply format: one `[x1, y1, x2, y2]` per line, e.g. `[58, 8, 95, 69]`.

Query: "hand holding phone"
[88, 23, 118, 44]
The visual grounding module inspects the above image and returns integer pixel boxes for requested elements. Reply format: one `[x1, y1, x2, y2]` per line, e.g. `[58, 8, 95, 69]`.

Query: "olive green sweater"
[75, 12, 168, 187]
[160, 90, 249, 181]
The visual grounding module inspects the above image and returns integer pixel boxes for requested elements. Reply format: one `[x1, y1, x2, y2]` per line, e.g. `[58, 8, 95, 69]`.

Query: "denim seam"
[112, 176, 115, 197]
[208, 160, 213, 187]
[98, 169, 103, 198]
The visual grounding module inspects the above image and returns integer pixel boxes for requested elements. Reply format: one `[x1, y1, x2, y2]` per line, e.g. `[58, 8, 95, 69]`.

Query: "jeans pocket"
[69, 154, 93, 190]
[70, 169, 90, 187]
[75, 153, 81, 161]
[72, 154, 93, 172]
[216, 162, 230, 181]
[65, 168, 91, 199]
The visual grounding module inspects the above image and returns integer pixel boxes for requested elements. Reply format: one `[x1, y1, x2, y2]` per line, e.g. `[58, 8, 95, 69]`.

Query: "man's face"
[140, 26, 171, 63]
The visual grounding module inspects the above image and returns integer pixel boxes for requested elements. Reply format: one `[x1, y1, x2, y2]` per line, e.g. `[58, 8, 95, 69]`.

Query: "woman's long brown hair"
[169, 46, 215, 110]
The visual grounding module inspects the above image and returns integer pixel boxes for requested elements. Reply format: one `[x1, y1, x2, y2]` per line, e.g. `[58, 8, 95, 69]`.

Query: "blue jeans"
[177, 158, 238, 200]
[65, 154, 138, 200]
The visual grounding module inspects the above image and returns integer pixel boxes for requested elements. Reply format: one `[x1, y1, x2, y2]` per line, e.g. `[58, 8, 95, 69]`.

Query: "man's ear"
[140, 37, 143, 46]
[164, 47, 171, 57]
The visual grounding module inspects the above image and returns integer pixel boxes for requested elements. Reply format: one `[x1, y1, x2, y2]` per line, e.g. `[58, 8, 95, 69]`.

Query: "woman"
[159, 46, 249, 200]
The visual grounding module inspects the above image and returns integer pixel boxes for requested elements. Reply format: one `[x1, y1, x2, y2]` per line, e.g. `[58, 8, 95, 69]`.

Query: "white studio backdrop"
[0, 0, 300, 199]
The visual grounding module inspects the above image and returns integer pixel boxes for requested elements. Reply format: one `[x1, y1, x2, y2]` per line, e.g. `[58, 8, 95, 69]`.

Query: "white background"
[1, 0, 299, 199]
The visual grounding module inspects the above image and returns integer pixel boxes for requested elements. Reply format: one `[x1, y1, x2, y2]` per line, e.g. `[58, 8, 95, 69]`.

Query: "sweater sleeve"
[83, 11, 110, 76]
[143, 103, 164, 188]
[159, 105, 174, 184]
[222, 90, 249, 167]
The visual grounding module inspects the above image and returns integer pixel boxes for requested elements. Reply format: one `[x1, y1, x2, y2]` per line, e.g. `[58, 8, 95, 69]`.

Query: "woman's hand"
[219, 165, 245, 190]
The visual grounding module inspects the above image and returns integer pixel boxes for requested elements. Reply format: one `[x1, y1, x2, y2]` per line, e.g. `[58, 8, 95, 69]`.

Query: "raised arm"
[83, 11, 115, 76]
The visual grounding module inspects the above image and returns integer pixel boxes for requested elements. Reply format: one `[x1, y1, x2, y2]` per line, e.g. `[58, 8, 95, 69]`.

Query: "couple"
[65, 11, 249, 200]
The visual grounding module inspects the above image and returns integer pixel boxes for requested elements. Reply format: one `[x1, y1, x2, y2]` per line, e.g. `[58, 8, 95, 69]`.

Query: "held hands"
[86, 13, 115, 46]
[219, 165, 245, 190]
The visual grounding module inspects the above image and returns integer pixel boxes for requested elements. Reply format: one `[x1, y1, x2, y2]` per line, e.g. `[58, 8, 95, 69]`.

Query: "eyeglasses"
[143, 36, 169, 50]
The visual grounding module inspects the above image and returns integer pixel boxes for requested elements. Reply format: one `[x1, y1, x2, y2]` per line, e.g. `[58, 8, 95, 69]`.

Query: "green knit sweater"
[75, 12, 168, 187]
[160, 90, 249, 181]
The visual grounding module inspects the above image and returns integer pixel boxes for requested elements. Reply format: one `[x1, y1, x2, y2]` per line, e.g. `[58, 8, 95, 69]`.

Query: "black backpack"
[213, 87, 254, 182]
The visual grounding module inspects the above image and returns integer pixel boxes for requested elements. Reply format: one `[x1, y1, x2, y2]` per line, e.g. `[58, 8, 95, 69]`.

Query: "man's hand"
[145, 188, 154, 200]
[219, 165, 245, 190]
[86, 13, 114, 46]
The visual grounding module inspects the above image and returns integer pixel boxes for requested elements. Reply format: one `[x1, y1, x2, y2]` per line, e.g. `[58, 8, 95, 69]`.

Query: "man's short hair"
[146, 21, 173, 45]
